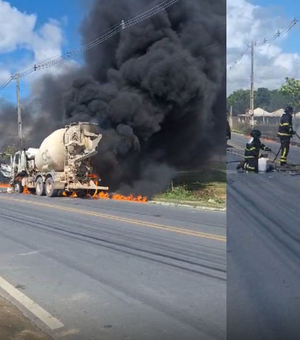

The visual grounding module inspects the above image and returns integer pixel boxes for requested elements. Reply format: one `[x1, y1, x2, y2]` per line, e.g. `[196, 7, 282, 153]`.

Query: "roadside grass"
[153, 162, 226, 208]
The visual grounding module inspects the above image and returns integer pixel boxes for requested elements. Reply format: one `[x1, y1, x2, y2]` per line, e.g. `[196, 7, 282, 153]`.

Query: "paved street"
[0, 194, 226, 340]
[227, 134, 300, 340]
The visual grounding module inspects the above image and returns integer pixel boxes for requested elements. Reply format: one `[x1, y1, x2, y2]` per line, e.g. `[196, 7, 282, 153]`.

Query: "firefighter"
[236, 129, 272, 173]
[277, 106, 295, 166]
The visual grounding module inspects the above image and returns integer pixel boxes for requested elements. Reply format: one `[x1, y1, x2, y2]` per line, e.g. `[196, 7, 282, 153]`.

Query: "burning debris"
[0, 0, 226, 197]
[0, 183, 9, 188]
[0, 183, 13, 193]
[70, 190, 147, 203]
[0, 184, 147, 203]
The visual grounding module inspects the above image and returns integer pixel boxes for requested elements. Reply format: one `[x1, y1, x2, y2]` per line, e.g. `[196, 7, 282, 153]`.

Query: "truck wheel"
[57, 190, 64, 197]
[14, 182, 23, 194]
[76, 190, 87, 198]
[35, 177, 45, 196]
[45, 177, 58, 197]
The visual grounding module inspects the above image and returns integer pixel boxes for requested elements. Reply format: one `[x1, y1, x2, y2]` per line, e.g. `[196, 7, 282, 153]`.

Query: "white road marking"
[19, 250, 40, 256]
[0, 275, 64, 330]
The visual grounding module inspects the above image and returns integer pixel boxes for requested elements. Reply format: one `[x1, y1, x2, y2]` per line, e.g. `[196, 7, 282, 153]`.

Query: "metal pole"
[250, 41, 254, 127]
[229, 105, 233, 127]
[15, 73, 23, 149]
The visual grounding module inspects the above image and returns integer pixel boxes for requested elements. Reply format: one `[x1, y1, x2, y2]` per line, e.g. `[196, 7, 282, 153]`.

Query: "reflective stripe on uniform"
[245, 147, 256, 151]
[278, 133, 292, 136]
[244, 163, 255, 171]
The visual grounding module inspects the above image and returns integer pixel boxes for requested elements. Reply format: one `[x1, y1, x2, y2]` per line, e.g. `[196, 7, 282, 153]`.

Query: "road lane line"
[0, 275, 64, 330]
[0, 196, 226, 242]
[19, 250, 41, 256]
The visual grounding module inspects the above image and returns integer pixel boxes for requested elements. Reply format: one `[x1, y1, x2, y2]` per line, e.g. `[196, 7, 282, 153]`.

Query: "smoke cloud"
[0, 0, 226, 196]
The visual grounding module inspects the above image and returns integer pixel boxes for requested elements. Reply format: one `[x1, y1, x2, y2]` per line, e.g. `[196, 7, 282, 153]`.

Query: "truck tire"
[45, 177, 58, 197]
[14, 182, 23, 194]
[76, 190, 87, 198]
[35, 177, 45, 196]
[57, 190, 64, 197]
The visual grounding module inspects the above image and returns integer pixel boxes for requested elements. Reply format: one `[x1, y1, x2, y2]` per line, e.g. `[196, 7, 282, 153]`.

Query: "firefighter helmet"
[250, 129, 261, 138]
[284, 106, 293, 114]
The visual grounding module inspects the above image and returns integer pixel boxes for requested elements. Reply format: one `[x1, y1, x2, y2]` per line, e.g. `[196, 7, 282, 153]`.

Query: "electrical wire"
[227, 44, 300, 91]
[228, 16, 300, 71]
[0, 0, 179, 90]
[0, 76, 13, 90]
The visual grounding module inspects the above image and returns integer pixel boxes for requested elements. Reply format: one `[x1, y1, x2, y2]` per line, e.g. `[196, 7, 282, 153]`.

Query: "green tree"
[268, 90, 287, 112]
[279, 77, 300, 112]
[227, 80, 299, 114]
[255, 87, 270, 109]
[227, 89, 250, 115]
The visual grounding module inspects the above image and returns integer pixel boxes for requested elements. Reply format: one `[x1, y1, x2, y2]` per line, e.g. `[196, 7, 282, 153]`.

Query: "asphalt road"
[0, 194, 226, 340]
[227, 133, 300, 340]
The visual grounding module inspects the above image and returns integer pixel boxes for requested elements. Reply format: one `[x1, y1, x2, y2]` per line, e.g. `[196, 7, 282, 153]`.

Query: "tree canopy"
[279, 77, 300, 111]
[227, 78, 300, 115]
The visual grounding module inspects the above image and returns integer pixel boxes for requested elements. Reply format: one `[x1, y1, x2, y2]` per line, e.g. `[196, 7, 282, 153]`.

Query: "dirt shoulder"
[0, 295, 52, 340]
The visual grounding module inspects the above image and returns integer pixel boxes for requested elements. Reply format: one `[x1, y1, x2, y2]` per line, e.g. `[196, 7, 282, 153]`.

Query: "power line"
[227, 44, 251, 72]
[255, 17, 299, 46]
[228, 47, 300, 91]
[228, 16, 300, 71]
[0, 75, 13, 90]
[0, 0, 179, 90]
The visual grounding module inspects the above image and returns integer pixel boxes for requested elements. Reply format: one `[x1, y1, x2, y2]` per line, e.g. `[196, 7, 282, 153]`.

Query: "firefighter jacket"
[278, 113, 293, 138]
[244, 137, 269, 160]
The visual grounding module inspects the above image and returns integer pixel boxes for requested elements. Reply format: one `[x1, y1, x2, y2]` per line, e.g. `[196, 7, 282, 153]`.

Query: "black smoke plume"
[0, 0, 226, 196]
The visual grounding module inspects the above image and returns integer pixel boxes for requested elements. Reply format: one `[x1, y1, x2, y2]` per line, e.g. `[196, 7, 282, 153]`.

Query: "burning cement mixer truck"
[9, 122, 108, 197]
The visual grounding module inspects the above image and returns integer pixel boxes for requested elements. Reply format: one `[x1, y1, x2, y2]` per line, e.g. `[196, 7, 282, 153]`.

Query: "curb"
[149, 200, 226, 212]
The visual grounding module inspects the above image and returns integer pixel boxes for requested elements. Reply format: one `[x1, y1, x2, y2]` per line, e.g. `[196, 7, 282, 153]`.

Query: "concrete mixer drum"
[64, 122, 101, 157]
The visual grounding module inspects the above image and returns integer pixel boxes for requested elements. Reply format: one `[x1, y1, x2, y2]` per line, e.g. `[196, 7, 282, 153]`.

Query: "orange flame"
[97, 191, 110, 200]
[0, 183, 10, 188]
[46, 188, 147, 203]
[23, 186, 31, 194]
[111, 194, 147, 203]
[92, 191, 147, 203]
[88, 174, 98, 179]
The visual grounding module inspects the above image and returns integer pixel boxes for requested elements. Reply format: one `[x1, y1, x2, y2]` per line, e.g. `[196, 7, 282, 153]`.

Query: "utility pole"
[250, 41, 255, 127]
[15, 73, 23, 149]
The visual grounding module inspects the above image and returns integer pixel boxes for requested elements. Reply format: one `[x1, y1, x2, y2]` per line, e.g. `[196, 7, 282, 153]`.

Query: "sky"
[0, 0, 87, 103]
[227, 0, 300, 95]
[1, 0, 299, 103]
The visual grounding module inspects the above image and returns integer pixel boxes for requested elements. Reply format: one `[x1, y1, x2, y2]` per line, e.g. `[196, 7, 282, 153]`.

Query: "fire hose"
[271, 147, 281, 163]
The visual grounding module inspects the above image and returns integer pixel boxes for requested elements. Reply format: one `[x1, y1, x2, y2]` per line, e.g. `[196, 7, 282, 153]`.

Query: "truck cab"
[12, 150, 27, 175]
[0, 153, 12, 180]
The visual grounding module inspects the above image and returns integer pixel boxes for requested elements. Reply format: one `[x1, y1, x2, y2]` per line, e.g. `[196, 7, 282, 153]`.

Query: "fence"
[230, 116, 300, 140]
